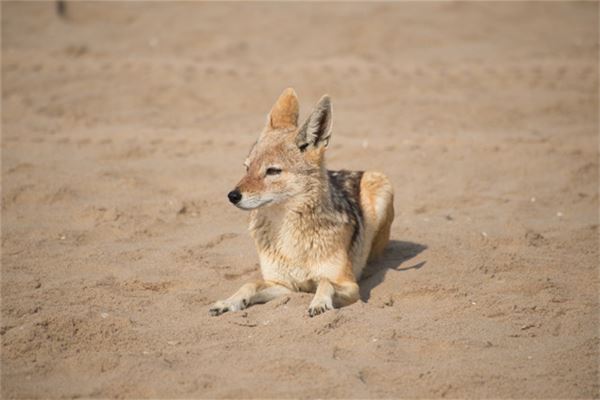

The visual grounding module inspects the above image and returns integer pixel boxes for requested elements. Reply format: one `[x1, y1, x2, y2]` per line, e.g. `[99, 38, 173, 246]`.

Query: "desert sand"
[1, 2, 598, 398]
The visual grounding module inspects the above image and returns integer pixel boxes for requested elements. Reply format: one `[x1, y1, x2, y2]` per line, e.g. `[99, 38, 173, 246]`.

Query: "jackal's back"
[327, 169, 365, 251]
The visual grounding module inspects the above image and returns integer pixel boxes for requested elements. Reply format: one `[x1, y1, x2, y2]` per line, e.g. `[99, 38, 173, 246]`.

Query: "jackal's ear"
[267, 88, 299, 129]
[296, 95, 332, 151]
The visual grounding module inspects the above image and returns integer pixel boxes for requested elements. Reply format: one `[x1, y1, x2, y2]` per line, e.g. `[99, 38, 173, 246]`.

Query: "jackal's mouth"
[235, 198, 273, 210]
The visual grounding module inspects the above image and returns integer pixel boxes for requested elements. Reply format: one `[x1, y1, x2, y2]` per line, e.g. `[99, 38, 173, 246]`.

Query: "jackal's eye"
[265, 167, 282, 176]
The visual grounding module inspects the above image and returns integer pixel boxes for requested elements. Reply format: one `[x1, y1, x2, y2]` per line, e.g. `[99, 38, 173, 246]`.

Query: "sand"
[1, 2, 598, 398]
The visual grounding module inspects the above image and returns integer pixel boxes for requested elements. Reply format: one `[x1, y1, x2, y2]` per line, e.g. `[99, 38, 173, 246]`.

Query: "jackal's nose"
[227, 189, 242, 204]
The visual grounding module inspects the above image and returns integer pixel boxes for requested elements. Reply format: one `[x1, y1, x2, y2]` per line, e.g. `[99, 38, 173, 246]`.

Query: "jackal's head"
[228, 88, 332, 210]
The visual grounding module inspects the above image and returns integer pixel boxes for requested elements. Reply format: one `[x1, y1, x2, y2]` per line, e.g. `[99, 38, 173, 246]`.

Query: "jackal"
[210, 88, 394, 317]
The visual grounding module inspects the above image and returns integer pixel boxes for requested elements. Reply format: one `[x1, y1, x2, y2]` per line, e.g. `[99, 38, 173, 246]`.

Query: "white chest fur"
[249, 203, 351, 286]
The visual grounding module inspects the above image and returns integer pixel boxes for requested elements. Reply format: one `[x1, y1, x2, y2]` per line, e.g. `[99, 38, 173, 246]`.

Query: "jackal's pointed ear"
[267, 88, 299, 129]
[296, 95, 332, 151]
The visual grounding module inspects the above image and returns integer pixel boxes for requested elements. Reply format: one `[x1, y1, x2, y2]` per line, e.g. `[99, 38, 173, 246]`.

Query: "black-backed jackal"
[210, 89, 394, 317]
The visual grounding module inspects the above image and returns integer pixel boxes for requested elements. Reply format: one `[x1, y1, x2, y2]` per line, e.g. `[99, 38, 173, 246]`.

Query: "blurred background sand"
[1, 2, 598, 398]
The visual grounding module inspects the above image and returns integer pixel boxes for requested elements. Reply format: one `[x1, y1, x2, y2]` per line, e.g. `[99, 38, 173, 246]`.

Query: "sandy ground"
[1, 2, 599, 398]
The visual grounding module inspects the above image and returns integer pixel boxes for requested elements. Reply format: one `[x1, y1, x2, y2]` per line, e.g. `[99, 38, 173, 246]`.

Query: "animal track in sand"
[314, 313, 349, 335]
[122, 279, 173, 293]
[199, 232, 239, 250]
[178, 293, 212, 310]
[5, 162, 34, 175]
[398, 284, 462, 300]
[44, 186, 79, 204]
[176, 200, 206, 217]
[173, 233, 241, 267]
[2, 184, 34, 206]
[223, 266, 257, 281]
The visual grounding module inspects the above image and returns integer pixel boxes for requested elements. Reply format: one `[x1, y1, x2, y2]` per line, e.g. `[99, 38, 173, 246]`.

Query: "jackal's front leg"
[308, 278, 360, 317]
[209, 280, 291, 316]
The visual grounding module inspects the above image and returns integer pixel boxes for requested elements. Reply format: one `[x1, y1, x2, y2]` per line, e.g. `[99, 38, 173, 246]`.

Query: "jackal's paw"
[308, 298, 333, 317]
[209, 299, 247, 316]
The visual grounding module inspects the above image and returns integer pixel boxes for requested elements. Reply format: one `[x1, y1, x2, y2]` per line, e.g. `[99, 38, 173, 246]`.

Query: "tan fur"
[210, 89, 395, 317]
[268, 88, 299, 129]
[360, 171, 395, 262]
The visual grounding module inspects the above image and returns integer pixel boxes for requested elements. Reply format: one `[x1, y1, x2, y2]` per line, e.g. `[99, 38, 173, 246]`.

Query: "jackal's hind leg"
[332, 279, 360, 307]
[209, 280, 291, 316]
[360, 171, 394, 262]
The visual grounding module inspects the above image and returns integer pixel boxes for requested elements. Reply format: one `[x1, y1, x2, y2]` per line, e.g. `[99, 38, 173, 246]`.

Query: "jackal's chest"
[251, 220, 317, 284]
[249, 207, 351, 286]
[257, 251, 312, 286]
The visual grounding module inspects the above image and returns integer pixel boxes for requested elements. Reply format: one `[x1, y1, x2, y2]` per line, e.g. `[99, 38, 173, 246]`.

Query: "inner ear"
[296, 95, 332, 150]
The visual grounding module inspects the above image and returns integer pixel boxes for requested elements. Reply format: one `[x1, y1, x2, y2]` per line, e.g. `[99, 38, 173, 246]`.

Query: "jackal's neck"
[288, 163, 336, 214]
